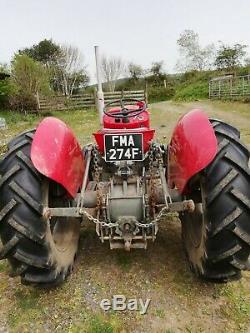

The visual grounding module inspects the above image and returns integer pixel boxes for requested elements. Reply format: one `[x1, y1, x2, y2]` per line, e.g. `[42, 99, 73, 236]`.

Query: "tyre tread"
[0, 235, 19, 259]
[0, 129, 78, 286]
[183, 120, 250, 281]
[9, 181, 42, 214]
[13, 249, 50, 269]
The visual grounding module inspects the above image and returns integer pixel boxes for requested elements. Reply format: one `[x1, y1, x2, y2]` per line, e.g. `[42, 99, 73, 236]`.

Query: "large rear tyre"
[0, 131, 80, 287]
[181, 119, 250, 282]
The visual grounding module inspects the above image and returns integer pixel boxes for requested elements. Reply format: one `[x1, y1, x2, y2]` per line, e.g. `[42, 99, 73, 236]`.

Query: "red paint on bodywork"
[103, 104, 150, 129]
[31, 117, 84, 198]
[95, 104, 154, 154]
[94, 128, 155, 154]
[168, 109, 217, 193]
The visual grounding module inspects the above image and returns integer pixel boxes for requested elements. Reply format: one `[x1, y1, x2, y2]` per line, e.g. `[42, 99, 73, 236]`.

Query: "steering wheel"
[103, 98, 146, 118]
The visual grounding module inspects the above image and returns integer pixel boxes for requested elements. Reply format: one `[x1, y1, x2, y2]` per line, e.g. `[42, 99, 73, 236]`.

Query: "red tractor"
[0, 99, 249, 287]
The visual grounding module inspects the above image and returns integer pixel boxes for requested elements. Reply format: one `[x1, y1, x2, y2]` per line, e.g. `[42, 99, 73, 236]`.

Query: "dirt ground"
[0, 100, 249, 333]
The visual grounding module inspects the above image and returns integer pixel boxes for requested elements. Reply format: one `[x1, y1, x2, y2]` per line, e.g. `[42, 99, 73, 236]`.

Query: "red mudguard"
[168, 109, 217, 194]
[31, 117, 85, 198]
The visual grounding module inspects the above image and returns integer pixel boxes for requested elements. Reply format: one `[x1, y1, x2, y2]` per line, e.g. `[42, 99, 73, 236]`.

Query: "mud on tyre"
[181, 119, 250, 281]
[0, 130, 80, 286]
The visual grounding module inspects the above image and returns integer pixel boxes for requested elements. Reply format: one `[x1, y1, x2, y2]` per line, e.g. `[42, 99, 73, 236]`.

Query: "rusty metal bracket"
[168, 200, 195, 213]
[43, 199, 196, 220]
[43, 207, 82, 218]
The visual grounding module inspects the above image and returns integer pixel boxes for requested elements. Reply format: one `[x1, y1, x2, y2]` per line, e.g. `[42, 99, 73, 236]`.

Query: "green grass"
[115, 252, 132, 272]
[68, 314, 122, 333]
[7, 288, 45, 328]
[86, 316, 115, 333]
[173, 81, 208, 101]
[216, 283, 250, 331]
[0, 260, 8, 272]
[155, 308, 165, 319]
[0, 108, 99, 155]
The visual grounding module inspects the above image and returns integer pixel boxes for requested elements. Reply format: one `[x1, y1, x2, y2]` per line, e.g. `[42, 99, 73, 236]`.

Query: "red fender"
[31, 117, 85, 198]
[168, 109, 217, 194]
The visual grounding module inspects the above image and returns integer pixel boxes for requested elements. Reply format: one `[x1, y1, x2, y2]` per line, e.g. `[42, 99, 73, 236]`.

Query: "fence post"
[145, 82, 148, 104]
[94, 88, 99, 112]
[242, 77, 245, 96]
[94, 46, 104, 125]
[230, 78, 232, 98]
[35, 91, 40, 111]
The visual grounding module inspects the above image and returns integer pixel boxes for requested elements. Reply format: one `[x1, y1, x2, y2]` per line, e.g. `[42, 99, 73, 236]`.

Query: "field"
[0, 100, 249, 333]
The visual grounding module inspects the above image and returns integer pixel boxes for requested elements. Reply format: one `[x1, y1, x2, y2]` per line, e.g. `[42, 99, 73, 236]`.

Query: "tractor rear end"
[0, 99, 249, 287]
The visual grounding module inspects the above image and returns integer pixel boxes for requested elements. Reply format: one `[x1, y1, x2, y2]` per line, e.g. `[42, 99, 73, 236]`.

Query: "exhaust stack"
[94, 45, 104, 126]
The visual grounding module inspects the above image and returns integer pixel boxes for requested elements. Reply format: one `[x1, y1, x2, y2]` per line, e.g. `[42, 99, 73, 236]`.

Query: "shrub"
[173, 81, 208, 101]
[9, 93, 38, 112]
[148, 86, 175, 103]
[0, 77, 12, 109]
[10, 54, 50, 112]
[115, 78, 145, 91]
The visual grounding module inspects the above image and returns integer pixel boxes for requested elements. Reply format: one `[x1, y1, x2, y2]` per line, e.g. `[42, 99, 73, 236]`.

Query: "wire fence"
[209, 74, 250, 99]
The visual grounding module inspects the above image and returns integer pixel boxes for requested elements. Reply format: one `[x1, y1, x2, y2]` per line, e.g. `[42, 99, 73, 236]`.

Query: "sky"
[1, 0, 250, 82]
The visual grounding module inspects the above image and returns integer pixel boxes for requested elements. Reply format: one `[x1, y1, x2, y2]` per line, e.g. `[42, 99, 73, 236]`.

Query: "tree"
[176, 30, 215, 72]
[19, 39, 61, 67]
[101, 55, 125, 92]
[150, 61, 165, 77]
[214, 43, 247, 70]
[128, 63, 144, 82]
[0, 64, 11, 108]
[0, 63, 9, 74]
[53, 45, 89, 96]
[245, 57, 250, 67]
[19, 40, 89, 95]
[10, 54, 50, 111]
[147, 61, 166, 86]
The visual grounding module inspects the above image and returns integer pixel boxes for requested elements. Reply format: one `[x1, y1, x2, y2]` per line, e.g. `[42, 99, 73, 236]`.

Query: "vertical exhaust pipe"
[95, 46, 104, 126]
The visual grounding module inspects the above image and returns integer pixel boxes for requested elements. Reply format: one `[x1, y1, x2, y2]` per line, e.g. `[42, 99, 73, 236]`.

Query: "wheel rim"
[185, 202, 204, 248]
[182, 181, 207, 273]
[43, 180, 80, 272]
